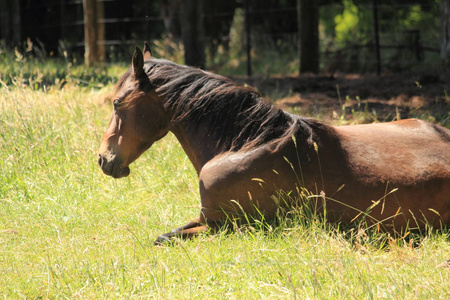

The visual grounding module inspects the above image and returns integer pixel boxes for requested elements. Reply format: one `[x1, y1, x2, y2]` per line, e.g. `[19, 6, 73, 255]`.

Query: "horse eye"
[113, 99, 121, 109]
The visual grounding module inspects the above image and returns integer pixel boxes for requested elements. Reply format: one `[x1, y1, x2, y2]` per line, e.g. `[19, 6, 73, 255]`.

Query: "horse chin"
[112, 165, 130, 178]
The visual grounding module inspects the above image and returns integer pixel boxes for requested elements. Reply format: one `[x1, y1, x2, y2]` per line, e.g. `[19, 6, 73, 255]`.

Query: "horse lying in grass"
[98, 43, 450, 244]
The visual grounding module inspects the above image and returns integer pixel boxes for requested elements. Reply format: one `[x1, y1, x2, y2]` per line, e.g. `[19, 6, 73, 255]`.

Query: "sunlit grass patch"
[0, 65, 449, 298]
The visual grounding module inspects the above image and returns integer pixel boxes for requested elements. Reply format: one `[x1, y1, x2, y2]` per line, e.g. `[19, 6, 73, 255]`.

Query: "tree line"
[1, 0, 448, 74]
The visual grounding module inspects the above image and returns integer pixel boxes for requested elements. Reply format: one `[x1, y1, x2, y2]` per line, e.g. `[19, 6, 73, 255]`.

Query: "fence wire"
[12, 0, 443, 75]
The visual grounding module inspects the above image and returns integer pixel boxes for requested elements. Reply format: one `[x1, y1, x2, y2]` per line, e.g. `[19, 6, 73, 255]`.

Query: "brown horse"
[98, 43, 450, 244]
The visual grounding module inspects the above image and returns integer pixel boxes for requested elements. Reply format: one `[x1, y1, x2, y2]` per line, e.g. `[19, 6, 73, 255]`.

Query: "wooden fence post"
[297, 0, 319, 74]
[180, 0, 205, 69]
[441, 0, 450, 73]
[244, 0, 252, 77]
[82, 0, 105, 66]
[0, 0, 21, 48]
[372, 0, 381, 75]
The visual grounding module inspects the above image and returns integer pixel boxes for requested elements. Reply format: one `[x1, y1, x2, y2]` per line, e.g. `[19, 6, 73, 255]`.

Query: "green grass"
[1, 63, 450, 299]
[0, 48, 125, 90]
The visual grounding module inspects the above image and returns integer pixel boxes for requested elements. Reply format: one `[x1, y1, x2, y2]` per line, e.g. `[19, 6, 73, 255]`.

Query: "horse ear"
[143, 41, 153, 60]
[132, 46, 145, 79]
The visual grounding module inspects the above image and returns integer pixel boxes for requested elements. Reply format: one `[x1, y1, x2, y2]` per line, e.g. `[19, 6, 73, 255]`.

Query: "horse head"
[98, 43, 170, 178]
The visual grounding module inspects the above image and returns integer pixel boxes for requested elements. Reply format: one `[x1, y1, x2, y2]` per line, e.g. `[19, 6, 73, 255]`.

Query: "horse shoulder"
[199, 145, 275, 193]
[198, 143, 296, 221]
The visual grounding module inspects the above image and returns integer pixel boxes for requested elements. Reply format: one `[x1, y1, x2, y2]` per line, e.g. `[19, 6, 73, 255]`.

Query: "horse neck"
[170, 120, 224, 174]
[169, 105, 296, 174]
[155, 66, 295, 173]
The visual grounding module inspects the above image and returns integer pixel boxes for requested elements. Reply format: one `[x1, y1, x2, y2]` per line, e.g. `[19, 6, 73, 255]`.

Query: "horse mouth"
[98, 154, 130, 178]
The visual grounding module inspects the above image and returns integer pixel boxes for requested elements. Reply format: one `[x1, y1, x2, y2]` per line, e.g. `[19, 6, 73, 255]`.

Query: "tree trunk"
[160, 0, 181, 39]
[96, 0, 105, 63]
[441, 0, 450, 73]
[82, 0, 105, 66]
[0, 0, 21, 48]
[180, 0, 205, 68]
[297, 0, 319, 74]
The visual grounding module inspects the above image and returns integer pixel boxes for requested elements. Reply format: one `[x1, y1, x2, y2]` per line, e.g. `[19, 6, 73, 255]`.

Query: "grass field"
[1, 60, 450, 299]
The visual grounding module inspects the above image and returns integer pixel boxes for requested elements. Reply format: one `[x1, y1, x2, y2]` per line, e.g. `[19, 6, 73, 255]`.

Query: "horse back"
[333, 119, 450, 185]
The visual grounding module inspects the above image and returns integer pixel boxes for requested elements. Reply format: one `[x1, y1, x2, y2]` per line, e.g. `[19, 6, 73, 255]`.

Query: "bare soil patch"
[242, 72, 449, 125]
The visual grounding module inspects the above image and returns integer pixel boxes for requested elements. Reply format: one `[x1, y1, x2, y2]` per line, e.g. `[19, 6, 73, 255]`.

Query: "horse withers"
[98, 43, 450, 244]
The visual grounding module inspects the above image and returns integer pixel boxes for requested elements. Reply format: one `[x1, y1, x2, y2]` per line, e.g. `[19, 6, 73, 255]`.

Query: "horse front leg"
[154, 218, 209, 245]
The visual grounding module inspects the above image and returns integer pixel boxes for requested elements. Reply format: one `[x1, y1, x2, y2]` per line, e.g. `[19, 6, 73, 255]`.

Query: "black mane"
[145, 59, 315, 151]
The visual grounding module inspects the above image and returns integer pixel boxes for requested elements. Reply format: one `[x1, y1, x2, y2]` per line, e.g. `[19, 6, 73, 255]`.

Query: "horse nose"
[98, 154, 104, 167]
[98, 153, 112, 174]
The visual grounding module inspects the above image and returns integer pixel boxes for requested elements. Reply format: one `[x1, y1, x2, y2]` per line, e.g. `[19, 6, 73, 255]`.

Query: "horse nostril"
[98, 154, 103, 167]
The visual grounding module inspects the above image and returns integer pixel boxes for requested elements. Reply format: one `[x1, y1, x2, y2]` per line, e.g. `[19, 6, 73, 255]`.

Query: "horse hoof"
[154, 234, 173, 246]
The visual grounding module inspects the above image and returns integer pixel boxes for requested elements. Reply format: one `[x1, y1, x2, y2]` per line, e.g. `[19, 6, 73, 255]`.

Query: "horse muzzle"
[98, 154, 130, 178]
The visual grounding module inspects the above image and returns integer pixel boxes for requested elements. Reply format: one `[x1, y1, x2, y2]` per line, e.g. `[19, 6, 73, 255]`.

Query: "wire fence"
[15, 0, 442, 75]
